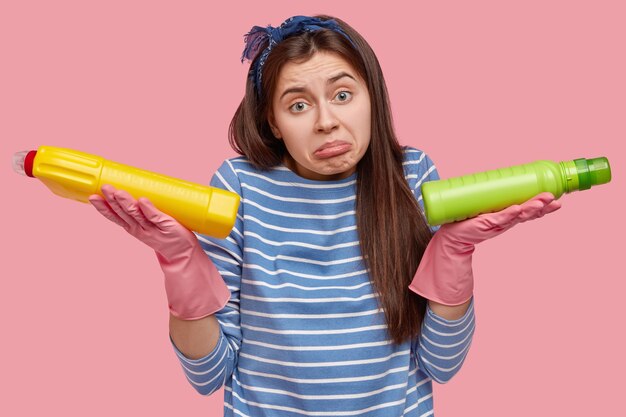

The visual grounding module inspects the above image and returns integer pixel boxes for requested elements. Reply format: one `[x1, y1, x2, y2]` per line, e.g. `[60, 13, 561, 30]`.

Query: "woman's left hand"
[409, 192, 562, 306]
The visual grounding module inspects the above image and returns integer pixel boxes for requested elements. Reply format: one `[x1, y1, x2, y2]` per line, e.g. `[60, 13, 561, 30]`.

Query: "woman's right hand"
[89, 184, 231, 320]
[89, 184, 200, 262]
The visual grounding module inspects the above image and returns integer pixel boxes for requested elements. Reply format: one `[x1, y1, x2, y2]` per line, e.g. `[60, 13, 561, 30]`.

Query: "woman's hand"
[409, 192, 561, 306]
[89, 184, 198, 262]
[89, 184, 230, 320]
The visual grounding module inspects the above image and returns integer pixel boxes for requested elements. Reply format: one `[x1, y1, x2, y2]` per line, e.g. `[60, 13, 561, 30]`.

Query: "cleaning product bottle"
[422, 157, 611, 226]
[13, 145, 240, 238]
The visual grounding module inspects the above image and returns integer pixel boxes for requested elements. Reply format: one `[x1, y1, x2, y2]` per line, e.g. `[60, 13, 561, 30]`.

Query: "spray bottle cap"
[574, 157, 611, 190]
[12, 150, 37, 177]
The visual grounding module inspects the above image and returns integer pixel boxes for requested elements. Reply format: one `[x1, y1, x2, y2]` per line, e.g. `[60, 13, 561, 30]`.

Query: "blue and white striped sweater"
[171, 147, 475, 416]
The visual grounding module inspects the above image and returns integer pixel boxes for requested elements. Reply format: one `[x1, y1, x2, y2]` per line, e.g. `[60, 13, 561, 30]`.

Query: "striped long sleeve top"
[170, 146, 476, 417]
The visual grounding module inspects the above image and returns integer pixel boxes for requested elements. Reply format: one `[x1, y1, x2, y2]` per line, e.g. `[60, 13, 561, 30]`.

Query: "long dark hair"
[229, 15, 433, 344]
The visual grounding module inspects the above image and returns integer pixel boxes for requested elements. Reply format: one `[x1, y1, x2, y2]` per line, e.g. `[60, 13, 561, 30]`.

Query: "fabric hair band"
[240, 15, 357, 95]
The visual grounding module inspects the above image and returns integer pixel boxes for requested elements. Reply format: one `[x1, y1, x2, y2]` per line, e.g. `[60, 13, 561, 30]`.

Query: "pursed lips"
[313, 141, 352, 159]
[315, 140, 350, 151]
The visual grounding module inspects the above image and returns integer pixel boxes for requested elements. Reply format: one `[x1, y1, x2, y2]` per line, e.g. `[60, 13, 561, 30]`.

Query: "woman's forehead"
[277, 52, 358, 85]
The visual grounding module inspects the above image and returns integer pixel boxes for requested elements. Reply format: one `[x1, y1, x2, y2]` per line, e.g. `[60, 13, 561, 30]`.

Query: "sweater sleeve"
[410, 150, 440, 209]
[402, 146, 440, 233]
[170, 158, 244, 395]
[413, 298, 476, 383]
[404, 148, 476, 381]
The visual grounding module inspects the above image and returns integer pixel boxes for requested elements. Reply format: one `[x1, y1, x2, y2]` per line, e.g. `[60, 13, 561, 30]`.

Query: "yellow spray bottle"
[13, 145, 240, 238]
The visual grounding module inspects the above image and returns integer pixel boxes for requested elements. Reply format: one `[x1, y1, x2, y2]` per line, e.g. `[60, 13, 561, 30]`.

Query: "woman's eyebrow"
[279, 72, 357, 101]
[279, 86, 306, 100]
[327, 71, 356, 85]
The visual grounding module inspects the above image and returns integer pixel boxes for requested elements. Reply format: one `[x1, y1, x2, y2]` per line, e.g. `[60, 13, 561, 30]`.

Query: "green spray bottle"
[422, 157, 611, 226]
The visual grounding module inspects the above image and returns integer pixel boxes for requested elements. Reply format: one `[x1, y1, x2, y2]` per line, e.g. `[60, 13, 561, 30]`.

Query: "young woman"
[89, 15, 561, 417]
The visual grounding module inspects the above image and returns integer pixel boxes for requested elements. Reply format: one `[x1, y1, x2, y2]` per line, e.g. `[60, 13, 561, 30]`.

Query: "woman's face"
[269, 52, 371, 181]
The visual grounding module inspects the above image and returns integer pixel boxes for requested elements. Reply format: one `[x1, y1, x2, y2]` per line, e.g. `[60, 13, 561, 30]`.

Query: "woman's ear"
[271, 126, 282, 139]
[268, 113, 282, 139]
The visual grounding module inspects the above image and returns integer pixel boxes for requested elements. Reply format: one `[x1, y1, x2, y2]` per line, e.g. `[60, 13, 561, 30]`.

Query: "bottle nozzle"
[13, 150, 37, 177]
[574, 157, 611, 190]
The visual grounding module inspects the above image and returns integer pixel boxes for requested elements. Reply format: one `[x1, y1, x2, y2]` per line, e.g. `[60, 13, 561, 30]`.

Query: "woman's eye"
[290, 102, 309, 112]
[335, 91, 352, 102]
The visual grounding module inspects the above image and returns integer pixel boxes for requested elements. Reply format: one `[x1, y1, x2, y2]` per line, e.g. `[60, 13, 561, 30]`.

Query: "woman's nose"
[314, 102, 339, 133]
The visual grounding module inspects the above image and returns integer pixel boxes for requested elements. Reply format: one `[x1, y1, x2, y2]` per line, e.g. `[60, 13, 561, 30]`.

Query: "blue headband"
[240, 16, 356, 95]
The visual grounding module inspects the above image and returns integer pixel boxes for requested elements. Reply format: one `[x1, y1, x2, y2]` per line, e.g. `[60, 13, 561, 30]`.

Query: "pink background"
[1, 1, 624, 416]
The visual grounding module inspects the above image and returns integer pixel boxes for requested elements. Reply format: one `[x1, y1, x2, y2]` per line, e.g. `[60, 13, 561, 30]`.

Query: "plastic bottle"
[422, 157, 611, 226]
[13, 145, 240, 238]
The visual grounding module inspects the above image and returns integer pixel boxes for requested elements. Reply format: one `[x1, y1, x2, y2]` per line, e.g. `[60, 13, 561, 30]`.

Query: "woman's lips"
[314, 141, 351, 159]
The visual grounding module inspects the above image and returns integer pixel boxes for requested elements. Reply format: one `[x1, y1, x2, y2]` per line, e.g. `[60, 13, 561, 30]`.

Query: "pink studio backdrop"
[1, 1, 624, 416]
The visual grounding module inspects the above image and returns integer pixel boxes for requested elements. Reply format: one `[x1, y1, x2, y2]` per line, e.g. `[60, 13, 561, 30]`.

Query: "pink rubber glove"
[88, 184, 230, 320]
[409, 192, 562, 306]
